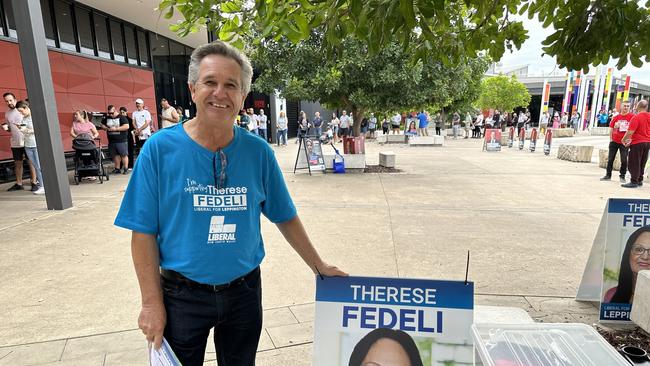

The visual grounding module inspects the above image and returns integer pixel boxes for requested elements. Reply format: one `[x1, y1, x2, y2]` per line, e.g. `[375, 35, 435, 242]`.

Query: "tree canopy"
[158, 0, 649, 71]
[477, 74, 531, 112]
[251, 34, 489, 135]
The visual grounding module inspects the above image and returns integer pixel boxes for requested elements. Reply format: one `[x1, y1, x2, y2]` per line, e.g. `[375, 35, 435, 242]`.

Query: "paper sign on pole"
[313, 276, 474, 366]
[599, 199, 650, 322]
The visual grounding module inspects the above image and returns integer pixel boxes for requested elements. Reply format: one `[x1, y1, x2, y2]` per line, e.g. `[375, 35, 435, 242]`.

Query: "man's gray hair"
[188, 41, 253, 96]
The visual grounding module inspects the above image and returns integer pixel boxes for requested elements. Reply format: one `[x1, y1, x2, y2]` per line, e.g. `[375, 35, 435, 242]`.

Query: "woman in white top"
[330, 112, 340, 143]
[276, 111, 288, 146]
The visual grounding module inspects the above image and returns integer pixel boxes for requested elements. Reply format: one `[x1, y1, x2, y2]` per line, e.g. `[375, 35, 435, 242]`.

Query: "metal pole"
[12, 0, 72, 210]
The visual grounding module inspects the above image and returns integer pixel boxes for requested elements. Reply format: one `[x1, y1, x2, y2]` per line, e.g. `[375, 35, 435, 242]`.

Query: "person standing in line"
[120, 107, 136, 170]
[492, 109, 501, 130]
[339, 110, 351, 140]
[381, 117, 389, 136]
[70, 110, 99, 139]
[452, 112, 461, 139]
[601, 101, 634, 183]
[102, 105, 130, 174]
[239, 109, 250, 130]
[15, 101, 45, 195]
[540, 111, 550, 136]
[435, 112, 443, 136]
[368, 113, 377, 138]
[175, 106, 187, 124]
[570, 112, 580, 132]
[560, 111, 569, 128]
[132, 99, 153, 152]
[276, 111, 288, 146]
[391, 112, 402, 135]
[552, 111, 560, 129]
[417, 111, 428, 137]
[296, 110, 309, 143]
[621, 100, 650, 188]
[160, 98, 180, 129]
[114, 41, 346, 365]
[474, 112, 484, 138]
[257, 109, 268, 141]
[464, 112, 472, 139]
[312, 111, 323, 137]
[248, 108, 258, 135]
[330, 112, 340, 143]
[3, 92, 37, 191]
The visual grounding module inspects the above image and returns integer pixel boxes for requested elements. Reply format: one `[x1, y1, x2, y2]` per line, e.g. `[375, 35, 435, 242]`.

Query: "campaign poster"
[484, 129, 501, 152]
[305, 138, 326, 171]
[599, 199, 650, 322]
[508, 127, 515, 148]
[543, 129, 553, 155]
[313, 276, 474, 366]
[518, 128, 525, 150]
[529, 128, 538, 152]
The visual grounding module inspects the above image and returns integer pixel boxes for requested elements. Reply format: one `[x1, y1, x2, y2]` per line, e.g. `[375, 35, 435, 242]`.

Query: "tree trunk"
[351, 106, 364, 137]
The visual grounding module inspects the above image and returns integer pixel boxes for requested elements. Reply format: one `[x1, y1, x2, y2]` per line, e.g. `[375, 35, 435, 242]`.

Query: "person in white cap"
[132, 98, 152, 151]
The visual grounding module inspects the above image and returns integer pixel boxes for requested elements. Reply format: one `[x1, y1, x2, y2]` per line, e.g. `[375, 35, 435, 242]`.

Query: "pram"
[72, 134, 109, 184]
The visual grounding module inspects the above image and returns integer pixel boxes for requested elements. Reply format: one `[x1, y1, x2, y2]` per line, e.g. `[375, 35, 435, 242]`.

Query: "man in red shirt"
[601, 101, 633, 182]
[621, 100, 650, 188]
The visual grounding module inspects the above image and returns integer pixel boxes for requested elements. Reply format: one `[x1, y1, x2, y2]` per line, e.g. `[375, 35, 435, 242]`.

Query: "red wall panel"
[0, 40, 156, 161]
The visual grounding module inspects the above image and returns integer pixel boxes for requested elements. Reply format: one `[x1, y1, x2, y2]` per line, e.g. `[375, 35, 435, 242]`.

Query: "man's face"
[108, 107, 117, 117]
[120, 109, 127, 116]
[161, 100, 169, 108]
[136, 103, 143, 111]
[189, 54, 245, 125]
[622, 103, 630, 114]
[4, 95, 16, 109]
[342, 111, 347, 116]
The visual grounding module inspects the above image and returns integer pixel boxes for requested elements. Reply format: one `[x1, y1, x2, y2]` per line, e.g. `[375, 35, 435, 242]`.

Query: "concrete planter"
[377, 135, 407, 144]
[323, 153, 366, 172]
[550, 128, 575, 138]
[407, 136, 444, 147]
[631, 271, 650, 333]
[598, 148, 621, 171]
[590, 127, 610, 136]
[557, 145, 593, 163]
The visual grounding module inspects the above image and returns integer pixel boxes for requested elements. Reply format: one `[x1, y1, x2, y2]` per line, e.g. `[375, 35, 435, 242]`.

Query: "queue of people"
[2, 92, 192, 189]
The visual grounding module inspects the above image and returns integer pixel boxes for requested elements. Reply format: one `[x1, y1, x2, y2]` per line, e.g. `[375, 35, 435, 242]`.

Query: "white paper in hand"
[149, 338, 181, 366]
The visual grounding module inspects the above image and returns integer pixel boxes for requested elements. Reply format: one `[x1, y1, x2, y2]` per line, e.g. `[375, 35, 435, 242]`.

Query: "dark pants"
[605, 141, 628, 178]
[162, 267, 262, 366]
[628, 142, 650, 184]
[435, 127, 441, 135]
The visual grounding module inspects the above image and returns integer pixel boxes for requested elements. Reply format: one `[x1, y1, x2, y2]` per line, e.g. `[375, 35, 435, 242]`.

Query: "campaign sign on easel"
[518, 128, 525, 150]
[508, 127, 515, 148]
[313, 276, 474, 366]
[484, 129, 501, 152]
[543, 129, 553, 155]
[599, 199, 650, 322]
[529, 128, 538, 152]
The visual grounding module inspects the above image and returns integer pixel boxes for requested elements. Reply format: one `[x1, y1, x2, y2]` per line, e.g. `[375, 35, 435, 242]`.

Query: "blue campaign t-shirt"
[418, 113, 428, 128]
[114, 123, 297, 284]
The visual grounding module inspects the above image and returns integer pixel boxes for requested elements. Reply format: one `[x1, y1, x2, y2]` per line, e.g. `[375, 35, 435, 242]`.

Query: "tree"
[477, 75, 531, 113]
[158, 0, 649, 71]
[251, 34, 489, 136]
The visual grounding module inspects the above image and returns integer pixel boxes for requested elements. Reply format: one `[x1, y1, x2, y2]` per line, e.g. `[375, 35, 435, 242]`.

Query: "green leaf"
[399, 0, 416, 29]
[220, 2, 240, 13]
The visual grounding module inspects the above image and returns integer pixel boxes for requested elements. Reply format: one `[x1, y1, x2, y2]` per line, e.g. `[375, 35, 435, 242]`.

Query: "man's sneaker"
[7, 183, 24, 191]
[621, 182, 639, 188]
[600, 176, 611, 181]
[122, 169, 129, 175]
[112, 168, 121, 174]
[620, 177, 626, 183]
[33, 187, 45, 195]
[30, 184, 39, 192]
[639, 182, 644, 187]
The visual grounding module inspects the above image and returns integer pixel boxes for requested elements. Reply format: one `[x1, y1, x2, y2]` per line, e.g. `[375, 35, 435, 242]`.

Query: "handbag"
[331, 143, 345, 174]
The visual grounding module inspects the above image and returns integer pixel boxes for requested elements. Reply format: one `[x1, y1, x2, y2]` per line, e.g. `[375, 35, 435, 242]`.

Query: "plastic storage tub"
[472, 323, 629, 366]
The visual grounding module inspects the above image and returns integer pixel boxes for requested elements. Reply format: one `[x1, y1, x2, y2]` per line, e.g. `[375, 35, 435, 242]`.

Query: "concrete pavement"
[1, 133, 647, 365]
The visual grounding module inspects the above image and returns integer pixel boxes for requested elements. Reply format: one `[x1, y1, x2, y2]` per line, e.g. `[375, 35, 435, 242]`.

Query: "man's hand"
[138, 302, 166, 349]
[623, 138, 631, 147]
[315, 262, 348, 277]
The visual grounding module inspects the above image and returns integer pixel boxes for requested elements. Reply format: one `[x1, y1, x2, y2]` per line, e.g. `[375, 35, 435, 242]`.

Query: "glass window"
[0, 0, 4, 37]
[109, 20, 124, 62]
[93, 13, 110, 59]
[124, 25, 138, 65]
[170, 41, 185, 75]
[53, 0, 76, 51]
[150, 35, 169, 72]
[75, 7, 94, 55]
[185, 46, 193, 71]
[40, 0, 56, 47]
[137, 30, 149, 67]
[3, 0, 16, 38]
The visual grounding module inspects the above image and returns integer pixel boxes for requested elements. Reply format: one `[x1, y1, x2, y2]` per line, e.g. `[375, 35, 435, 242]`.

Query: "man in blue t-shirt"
[417, 111, 429, 136]
[114, 41, 346, 366]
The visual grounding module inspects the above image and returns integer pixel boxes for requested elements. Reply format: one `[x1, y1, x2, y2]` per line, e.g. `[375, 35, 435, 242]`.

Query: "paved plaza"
[1, 133, 647, 365]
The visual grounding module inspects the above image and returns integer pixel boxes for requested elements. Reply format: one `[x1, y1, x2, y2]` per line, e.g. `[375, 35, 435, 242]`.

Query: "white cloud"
[498, 17, 650, 85]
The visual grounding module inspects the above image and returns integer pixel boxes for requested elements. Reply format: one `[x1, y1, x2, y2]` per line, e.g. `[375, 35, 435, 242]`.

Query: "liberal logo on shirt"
[207, 216, 237, 244]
